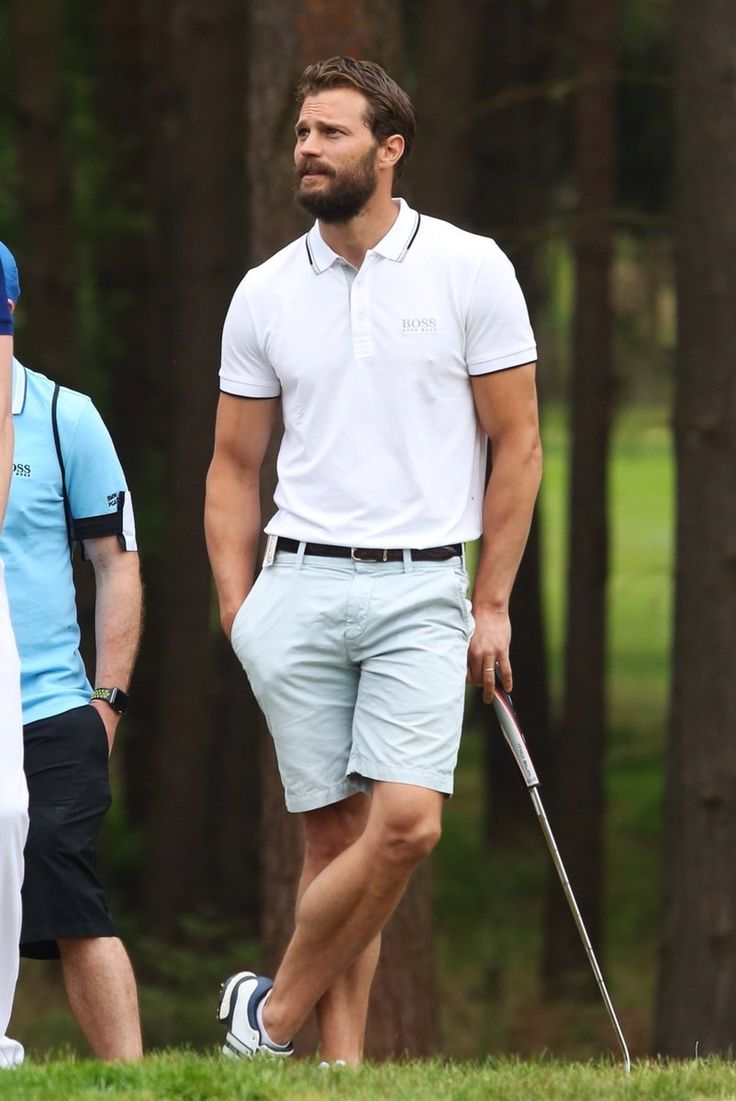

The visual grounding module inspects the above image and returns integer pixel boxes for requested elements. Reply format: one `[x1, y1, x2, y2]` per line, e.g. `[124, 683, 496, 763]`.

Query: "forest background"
[1, 0, 734, 1066]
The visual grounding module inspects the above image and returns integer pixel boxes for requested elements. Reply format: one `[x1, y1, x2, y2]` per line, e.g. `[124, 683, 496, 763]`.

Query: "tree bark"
[470, 0, 558, 840]
[8, 0, 77, 386]
[409, 0, 486, 220]
[136, 0, 250, 935]
[93, 0, 162, 904]
[653, 0, 736, 1056]
[541, 0, 617, 997]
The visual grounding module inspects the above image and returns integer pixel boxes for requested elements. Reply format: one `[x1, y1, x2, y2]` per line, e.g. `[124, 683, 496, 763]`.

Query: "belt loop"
[461, 543, 467, 571]
[295, 540, 307, 569]
[402, 547, 413, 573]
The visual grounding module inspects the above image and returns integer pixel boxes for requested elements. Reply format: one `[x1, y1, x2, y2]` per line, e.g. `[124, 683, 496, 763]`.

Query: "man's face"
[294, 88, 381, 223]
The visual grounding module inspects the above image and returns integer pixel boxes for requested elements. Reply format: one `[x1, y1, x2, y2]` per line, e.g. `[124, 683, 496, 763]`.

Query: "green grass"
[5, 1052, 736, 1101]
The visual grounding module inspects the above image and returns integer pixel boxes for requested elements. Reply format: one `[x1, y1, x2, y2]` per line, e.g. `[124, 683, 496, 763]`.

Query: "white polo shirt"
[220, 198, 536, 548]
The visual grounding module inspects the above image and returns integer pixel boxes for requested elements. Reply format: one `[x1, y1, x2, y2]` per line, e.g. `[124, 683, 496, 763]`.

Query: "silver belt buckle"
[351, 547, 389, 562]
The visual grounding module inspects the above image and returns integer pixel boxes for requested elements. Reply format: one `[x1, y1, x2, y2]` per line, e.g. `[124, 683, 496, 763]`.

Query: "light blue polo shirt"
[1, 360, 137, 725]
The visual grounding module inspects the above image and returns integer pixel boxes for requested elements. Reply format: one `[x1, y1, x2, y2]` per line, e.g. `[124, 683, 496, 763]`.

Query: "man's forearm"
[473, 435, 542, 612]
[467, 427, 542, 699]
[204, 461, 262, 636]
[93, 552, 143, 688]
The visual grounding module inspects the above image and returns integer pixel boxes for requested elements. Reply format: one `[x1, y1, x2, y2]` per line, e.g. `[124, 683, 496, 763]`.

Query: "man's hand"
[467, 605, 512, 704]
[91, 699, 120, 755]
[222, 598, 247, 641]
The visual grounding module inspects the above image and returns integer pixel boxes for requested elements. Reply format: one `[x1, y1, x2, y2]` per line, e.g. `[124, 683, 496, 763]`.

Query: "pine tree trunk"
[8, 0, 77, 385]
[470, 0, 559, 839]
[134, 0, 250, 935]
[93, 0, 162, 909]
[541, 0, 617, 997]
[653, 0, 736, 1055]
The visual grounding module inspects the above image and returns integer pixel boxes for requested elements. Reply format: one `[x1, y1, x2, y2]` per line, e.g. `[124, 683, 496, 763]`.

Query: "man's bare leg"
[58, 936, 142, 1060]
[263, 782, 442, 1046]
[315, 936, 381, 1065]
[300, 795, 380, 1066]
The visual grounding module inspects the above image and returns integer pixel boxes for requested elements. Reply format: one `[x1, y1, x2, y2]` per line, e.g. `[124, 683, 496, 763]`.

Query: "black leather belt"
[276, 538, 462, 563]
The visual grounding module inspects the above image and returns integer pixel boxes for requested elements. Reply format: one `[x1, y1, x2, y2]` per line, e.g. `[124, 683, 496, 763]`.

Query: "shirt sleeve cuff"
[467, 346, 537, 376]
[219, 376, 281, 398]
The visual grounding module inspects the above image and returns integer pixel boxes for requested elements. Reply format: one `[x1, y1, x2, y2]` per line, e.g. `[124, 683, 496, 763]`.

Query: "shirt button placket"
[351, 264, 374, 360]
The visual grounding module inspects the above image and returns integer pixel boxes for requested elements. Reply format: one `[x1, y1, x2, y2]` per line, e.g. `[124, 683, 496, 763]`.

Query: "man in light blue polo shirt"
[0, 243, 143, 1061]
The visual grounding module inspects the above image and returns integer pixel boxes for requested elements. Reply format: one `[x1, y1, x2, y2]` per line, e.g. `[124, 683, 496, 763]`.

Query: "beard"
[295, 146, 378, 224]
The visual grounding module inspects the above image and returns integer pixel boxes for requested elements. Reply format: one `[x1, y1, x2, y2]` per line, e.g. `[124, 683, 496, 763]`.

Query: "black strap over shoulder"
[51, 383, 74, 554]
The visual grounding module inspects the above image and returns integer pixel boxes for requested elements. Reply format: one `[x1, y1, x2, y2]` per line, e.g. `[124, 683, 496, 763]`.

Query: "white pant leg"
[0, 560, 28, 1045]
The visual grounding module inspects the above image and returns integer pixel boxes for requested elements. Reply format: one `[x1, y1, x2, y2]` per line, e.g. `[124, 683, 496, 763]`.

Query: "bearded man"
[205, 56, 542, 1066]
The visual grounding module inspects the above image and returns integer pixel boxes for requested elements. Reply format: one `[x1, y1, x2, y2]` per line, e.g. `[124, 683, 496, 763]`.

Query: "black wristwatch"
[91, 687, 130, 715]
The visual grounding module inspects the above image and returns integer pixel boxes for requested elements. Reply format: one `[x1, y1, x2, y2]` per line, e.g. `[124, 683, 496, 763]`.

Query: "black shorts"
[20, 705, 116, 959]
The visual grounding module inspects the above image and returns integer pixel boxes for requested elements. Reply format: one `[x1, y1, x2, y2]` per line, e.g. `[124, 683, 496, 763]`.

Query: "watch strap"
[91, 687, 130, 715]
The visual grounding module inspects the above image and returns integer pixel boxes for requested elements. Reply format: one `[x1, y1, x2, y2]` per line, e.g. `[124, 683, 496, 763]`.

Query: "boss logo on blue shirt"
[12, 462, 31, 478]
[402, 317, 438, 334]
[107, 491, 122, 509]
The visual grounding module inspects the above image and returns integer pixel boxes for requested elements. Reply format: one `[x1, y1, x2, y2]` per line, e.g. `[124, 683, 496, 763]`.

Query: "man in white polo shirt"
[206, 56, 542, 1065]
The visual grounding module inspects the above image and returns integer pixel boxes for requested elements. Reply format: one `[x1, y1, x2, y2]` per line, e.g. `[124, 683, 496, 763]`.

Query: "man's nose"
[297, 131, 321, 158]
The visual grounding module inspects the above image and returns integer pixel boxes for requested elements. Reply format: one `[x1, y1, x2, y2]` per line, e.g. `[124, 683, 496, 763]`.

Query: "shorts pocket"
[87, 705, 111, 762]
[230, 570, 271, 662]
[229, 575, 262, 643]
[451, 569, 475, 637]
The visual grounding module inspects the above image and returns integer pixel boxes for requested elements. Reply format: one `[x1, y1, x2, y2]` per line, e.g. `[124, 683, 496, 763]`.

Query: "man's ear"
[379, 134, 405, 170]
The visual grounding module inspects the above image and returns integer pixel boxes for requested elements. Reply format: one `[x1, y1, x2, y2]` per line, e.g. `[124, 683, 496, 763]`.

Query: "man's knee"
[380, 815, 441, 865]
[372, 787, 443, 867]
[302, 794, 370, 869]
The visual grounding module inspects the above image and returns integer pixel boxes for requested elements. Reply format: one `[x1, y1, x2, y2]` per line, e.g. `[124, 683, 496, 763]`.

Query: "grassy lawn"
[5, 1053, 736, 1101]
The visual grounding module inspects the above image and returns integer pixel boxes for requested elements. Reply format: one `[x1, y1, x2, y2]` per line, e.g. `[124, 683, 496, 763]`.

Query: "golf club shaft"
[492, 688, 631, 1073]
[528, 786, 631, 1072]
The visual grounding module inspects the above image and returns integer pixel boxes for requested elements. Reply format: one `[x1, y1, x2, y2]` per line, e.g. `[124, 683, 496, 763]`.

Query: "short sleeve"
[219, 281, 281, 398]
[62, 399, 137, 551]
[0, 264, 12, 335]
[465, 243, 537, 375]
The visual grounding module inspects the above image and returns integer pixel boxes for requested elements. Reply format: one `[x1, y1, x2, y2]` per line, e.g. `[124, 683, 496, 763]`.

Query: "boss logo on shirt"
[107, 491, 122, 510]
[402, 317, 438, 334]
[12, 462, 31, 478]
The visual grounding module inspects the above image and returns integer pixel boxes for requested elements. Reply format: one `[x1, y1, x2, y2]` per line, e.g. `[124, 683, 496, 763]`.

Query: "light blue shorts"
[230, 548, 474, 812]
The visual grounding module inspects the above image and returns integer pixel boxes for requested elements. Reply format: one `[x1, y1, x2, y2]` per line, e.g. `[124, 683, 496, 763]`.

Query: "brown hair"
[295, 57, 416, 177]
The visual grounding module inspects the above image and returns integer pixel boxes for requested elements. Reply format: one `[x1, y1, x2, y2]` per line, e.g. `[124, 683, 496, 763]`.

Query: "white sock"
[256, 992, 291, 1050]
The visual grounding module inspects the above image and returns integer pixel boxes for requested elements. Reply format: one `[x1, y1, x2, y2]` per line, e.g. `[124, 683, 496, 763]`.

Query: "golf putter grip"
[492, 672, 539, 789]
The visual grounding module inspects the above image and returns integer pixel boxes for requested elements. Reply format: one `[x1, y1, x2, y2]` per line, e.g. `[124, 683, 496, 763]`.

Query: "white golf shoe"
[0, 1036, 24, 1069]
[217, 971, 293, 1059]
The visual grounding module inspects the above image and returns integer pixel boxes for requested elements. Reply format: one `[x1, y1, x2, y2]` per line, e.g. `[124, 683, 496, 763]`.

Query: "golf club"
[491, 671, 631, 1073]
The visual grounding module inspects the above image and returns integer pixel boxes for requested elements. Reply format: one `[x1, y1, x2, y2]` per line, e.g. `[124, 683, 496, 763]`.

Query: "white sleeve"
[219, 280, 281, 398]
[464, 242, 537, 375]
